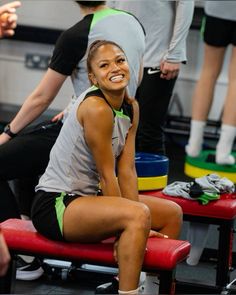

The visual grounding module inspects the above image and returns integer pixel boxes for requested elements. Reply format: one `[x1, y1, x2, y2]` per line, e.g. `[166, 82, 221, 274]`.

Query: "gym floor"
[12, 134, 236, 294]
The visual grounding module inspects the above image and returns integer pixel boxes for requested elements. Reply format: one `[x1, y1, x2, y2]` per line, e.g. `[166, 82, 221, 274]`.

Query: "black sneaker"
[16, 256, 44, 281]
[95, 277, 119, 294]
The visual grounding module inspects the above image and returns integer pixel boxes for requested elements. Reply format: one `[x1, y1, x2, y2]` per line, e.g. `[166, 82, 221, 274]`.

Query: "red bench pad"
[1, 219, 190, 271]
[142, 191, 236, 220]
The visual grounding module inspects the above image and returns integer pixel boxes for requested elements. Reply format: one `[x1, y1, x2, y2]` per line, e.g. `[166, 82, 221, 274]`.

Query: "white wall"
[0, 1, 231, 119]
[0, 39, 74, 111]
[1, 0, 82, 29]
[0, 0, 80, 112]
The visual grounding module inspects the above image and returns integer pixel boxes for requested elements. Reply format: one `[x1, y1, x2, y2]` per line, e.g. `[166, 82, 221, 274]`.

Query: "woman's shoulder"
[79, 93, 113, 122]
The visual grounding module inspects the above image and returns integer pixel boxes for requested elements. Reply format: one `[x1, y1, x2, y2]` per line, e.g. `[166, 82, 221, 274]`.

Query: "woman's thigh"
[63, 196, 149, 243]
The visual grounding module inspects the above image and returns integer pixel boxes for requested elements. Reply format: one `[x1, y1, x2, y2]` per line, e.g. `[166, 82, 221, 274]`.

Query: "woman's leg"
[216, 46, 236, 164]
[63, 196, 151, 292]
[186, 44, 226, 157]
[222, 46, 236, 126]
[192, 44, 226, 121]
[139, 195, 183, 239]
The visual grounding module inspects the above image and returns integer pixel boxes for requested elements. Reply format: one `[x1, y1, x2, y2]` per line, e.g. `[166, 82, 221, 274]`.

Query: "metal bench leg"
[216, 220, 234, 289]
[159, 269, 176, 295]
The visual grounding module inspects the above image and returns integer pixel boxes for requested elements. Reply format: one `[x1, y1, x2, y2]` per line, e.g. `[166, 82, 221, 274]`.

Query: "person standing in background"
[185, 0, 236, 267]
[186, 1, 236, 165]
[0, 0, 21, 276]
[111, 0, 194, 155]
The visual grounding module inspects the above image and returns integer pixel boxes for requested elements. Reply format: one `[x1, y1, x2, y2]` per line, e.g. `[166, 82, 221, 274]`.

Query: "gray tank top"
[36, 86, 132, 196]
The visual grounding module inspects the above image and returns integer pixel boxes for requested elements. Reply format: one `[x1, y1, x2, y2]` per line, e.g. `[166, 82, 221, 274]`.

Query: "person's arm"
[160, 0, 194, 80]
[0, 227, 10, 277]
[116, 97, 139, 201]
[0, 69, 67, 145]
[79, 97, 121, 197]
[0, 1, 21, 38]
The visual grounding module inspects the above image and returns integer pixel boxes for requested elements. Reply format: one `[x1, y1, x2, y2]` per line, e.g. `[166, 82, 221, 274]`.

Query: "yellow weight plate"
[138, 175, 168, 191]
[184, 162, 236, 183]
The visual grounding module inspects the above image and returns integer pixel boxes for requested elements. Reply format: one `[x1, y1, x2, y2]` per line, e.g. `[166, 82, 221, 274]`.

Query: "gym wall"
[0, 0, 231, 122]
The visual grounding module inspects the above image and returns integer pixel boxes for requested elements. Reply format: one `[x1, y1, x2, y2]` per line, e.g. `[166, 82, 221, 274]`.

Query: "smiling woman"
[31, 40, 182, 295]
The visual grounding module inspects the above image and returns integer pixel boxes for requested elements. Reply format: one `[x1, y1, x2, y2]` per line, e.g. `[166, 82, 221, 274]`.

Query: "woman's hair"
[75, 1, 106, 7]
[87, 40, 125, 74]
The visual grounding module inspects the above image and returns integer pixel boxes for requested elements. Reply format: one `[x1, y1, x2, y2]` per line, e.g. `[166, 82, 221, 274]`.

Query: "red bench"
[142, 190, 236, 293]
[0, 219, 190, 294]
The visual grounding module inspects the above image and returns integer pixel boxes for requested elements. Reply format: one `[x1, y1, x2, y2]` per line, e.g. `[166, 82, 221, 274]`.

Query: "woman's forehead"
[95, 44, 124, 56]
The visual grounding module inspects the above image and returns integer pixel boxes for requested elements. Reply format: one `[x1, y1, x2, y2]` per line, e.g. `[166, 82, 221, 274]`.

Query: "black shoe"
[16, 256, 44, 281]
[95, 277, 119, 294]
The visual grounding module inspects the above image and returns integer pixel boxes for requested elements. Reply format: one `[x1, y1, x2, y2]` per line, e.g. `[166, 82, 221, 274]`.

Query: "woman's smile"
[109, 74, 125, 83]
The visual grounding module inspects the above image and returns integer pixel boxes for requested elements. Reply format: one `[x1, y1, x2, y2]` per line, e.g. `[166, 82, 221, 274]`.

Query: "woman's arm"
[78, 97, 121, 197]
[117, 98, 139, 201]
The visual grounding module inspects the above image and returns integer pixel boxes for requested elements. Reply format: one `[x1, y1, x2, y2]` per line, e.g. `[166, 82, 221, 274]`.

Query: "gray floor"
[12, 135, 236, 294]
[13, 258, 236, 294]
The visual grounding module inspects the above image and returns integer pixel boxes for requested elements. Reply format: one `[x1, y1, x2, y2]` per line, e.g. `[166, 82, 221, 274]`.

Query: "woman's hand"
[149, 229, 168, 239]
[113, 236, 120, 263]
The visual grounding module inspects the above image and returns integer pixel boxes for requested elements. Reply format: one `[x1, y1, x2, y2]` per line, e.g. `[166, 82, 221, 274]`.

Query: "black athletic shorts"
[202, 14, 236, 47]
[31, 190, 80, 241]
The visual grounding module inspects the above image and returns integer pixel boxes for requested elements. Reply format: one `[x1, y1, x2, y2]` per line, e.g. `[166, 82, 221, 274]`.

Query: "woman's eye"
[118, 58, 125, 63]
[100, 63, 108, 68]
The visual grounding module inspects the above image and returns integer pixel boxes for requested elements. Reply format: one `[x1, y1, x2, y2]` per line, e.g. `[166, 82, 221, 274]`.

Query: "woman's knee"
[128, 203, 151, 233]
[168, 201, 183, 224]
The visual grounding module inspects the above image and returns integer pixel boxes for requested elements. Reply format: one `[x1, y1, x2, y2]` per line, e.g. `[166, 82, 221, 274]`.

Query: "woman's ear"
[88, 73, 98, 86]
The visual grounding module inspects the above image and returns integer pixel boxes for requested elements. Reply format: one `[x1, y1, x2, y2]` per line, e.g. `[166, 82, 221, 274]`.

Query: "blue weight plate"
[135, 152, 169, 177]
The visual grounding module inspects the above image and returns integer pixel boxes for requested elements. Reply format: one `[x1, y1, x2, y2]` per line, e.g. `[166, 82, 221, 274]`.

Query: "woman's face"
[89, 44, 130, 92]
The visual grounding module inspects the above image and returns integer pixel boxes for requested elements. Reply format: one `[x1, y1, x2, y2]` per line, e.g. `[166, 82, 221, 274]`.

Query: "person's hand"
[0, 232, 10, 277]
[0, 132, 11, 145]
[0, 1, 21, 38]
[160, 61, 180, 80]
[113, 236, 121, 263]
[51, 111, 64, 122]
[149, 229, 168, 239]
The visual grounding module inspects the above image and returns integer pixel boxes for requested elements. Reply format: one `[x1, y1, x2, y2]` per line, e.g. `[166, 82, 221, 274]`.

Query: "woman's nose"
[111, 63, 120, 71]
